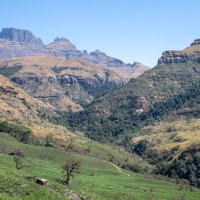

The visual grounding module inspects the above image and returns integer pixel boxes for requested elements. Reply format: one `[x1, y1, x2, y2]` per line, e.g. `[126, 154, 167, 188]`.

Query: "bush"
[122, 163, 144, 173]
[133, 140, 149, 156]
[0, 121, 33, 142]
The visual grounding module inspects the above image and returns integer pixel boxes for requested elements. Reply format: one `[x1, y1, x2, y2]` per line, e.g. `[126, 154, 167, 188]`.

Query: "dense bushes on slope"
[154, 153, 200, 187]
[0, 121, 33, 142]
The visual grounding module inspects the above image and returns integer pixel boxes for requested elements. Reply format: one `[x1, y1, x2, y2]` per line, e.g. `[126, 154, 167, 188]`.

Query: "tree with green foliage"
[45, 134, 54, 147]
[133, 140, 149, 156]
[13, 149, 26, 170]
[62, 155, 81, 186]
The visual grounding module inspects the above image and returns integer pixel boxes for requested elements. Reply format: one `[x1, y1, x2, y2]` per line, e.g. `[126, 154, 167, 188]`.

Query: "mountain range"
[0, 28, 150, 79]
[0, 27, 200, 194]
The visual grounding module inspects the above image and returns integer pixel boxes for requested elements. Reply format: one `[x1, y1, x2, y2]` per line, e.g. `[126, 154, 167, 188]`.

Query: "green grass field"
[0, 132, 200, 200]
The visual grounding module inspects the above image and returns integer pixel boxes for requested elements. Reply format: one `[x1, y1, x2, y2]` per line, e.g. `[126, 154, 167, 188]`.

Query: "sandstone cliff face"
[0, 28, 44, 60]
[0, 56, 124, 112]
[0, 28, 43, 45]
[158, 39, 200, 65]
[0, 28, 150, 79]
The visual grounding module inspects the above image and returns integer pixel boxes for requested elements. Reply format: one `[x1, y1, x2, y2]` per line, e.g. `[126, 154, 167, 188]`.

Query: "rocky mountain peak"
[191, 39, 200, 46]
[54, 37, 71, 43]
[0, 27, 150, 79]
[132, 61, 143, 68]
[0, 28, 44, 45]
[90, 50, 107, 56]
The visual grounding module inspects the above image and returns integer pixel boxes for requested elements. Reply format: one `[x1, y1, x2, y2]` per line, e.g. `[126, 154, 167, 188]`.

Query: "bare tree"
[62, 155, 81, 185]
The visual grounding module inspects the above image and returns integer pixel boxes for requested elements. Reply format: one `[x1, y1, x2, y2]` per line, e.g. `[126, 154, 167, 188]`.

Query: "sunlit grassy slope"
[0, 132, 200, 200]
[133, 117, 200, 152]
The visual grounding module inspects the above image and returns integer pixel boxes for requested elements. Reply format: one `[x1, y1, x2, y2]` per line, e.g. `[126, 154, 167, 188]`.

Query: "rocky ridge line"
[158, 39, 200, 65]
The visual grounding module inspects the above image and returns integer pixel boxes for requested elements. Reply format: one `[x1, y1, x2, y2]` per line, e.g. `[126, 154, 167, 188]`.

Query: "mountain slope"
[0, 56, 124, 112]
[0, 74, 75, 139]
[1, 131, 199, 199]
[59, 39, 200, 149]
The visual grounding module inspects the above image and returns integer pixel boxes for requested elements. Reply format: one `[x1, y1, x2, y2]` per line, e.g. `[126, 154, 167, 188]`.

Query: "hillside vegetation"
[54, 62, 200, 144]
[0, 56, 124, 112]
[0, 131, 200, 199]
[0, 73, 75, 140]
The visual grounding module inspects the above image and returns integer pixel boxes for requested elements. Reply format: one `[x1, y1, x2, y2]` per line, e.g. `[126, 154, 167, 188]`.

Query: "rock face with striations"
[0, 56, 124, 112]
[0, 28, 44, 60]
[158, 39, 200, 65]
[0, 28, 43, 45]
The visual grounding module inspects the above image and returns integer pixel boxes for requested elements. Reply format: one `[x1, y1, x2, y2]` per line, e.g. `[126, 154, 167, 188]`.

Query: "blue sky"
[1, 0, 200, 67]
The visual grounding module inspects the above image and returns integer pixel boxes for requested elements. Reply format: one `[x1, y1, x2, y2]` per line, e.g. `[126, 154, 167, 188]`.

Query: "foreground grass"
[0, 133, 200, 200]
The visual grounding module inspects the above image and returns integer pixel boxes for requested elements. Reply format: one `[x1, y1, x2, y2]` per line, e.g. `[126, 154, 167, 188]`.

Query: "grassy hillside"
[1, 132, 200, 200]
[0, 73, 75, 140]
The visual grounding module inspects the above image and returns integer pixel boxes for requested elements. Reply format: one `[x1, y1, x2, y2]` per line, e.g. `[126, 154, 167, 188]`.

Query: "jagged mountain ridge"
[0, 28, 150, 79]
[0, 56, 124, 112]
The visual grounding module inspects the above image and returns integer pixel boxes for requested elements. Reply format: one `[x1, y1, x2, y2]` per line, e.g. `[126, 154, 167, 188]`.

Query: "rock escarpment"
[0, 28, 43, 45]
[0, 56, 124, 112]
[158, 39, 200, 64]
[0, 28, 44, 60]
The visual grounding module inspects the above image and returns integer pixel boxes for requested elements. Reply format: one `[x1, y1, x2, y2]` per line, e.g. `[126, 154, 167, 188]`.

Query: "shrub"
[0, 121, 33, 142]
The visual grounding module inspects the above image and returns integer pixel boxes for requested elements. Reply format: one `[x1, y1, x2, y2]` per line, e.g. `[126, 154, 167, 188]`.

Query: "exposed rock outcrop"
[33, 37, 82, 59]
[0, 28, 43, 45]
[0, 73, 75, 140]
[158, 39, 200, 65]
[191, 39, 200, 46]
[0, 56, 124, 112]
[0, 28, 44, 60]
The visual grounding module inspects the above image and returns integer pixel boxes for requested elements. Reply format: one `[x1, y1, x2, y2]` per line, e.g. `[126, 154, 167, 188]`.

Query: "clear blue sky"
[1, 0, 200, 67]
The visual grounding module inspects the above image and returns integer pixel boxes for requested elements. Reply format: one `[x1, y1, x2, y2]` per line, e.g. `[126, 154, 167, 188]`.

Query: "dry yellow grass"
[0, 56, 122, 80]
[0, 56, 123, 112]
[183, 44, 200, 54]
[0, 74, 75, 140]
[132, 117, 200, 152]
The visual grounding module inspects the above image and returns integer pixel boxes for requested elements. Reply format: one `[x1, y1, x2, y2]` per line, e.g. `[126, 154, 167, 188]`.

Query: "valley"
[0, 27, 200, 199]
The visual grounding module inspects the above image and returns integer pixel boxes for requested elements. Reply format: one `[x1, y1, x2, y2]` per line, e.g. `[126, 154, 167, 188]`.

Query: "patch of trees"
[44, 81, 200, 152]
[153, 153, 200, 188]
[0, 121, 33, 142]
[121, 163, 146, 174]
[142, 145, 181, 164]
